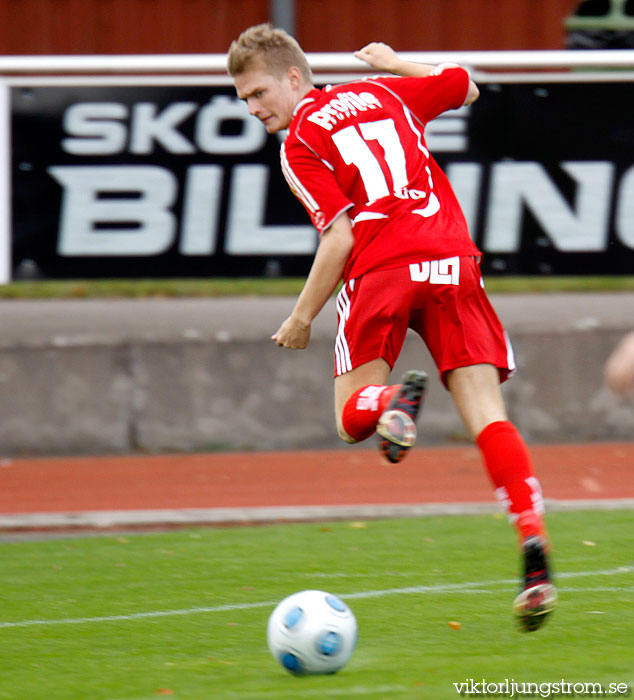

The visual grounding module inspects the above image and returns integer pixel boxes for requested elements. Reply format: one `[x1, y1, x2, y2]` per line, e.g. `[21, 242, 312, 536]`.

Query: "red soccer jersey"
[281, 67, 481, 281]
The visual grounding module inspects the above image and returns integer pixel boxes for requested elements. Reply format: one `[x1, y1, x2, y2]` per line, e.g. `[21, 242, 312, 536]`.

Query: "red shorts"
[334, 255, 515, 387]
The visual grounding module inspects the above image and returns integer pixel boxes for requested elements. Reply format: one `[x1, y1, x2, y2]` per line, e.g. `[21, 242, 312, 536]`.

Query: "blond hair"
[227, 23, 313, 83]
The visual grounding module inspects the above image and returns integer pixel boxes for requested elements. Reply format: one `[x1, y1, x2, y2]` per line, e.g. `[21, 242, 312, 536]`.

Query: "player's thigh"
[334, 357, 391, 426]
[446, 363, 508, 439]
[335, 268, 412, 380]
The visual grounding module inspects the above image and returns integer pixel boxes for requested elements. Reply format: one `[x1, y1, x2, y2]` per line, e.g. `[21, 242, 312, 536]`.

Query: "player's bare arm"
[272, 213, 354, 349]
[355, 41, 479, 105]
[354, 42, 407, 74]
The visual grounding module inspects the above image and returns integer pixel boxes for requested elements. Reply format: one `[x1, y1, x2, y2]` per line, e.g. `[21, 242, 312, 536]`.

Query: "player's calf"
[339, 383, 399, 443]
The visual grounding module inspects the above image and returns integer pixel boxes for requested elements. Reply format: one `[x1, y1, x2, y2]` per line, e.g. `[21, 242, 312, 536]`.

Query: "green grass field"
[1, 276, 634, 298]
[1, 510, 633, 700]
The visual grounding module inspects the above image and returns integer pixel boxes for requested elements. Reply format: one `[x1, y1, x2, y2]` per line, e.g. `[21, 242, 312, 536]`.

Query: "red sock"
[476, 421, 546, 540]
[341, 384, 400, 442]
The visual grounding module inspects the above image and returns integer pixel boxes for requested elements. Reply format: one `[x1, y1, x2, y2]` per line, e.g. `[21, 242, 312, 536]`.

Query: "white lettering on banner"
[46, 158, 634, 259]
[409, 257, 460, 284]
[62, 103, 128, 155]
[130, 102, 197, 154]
[50, 166, 177, 255]
[50, 164, 223, 256]
[179, 166, 223, 255]
[49, 163, 311, 257]
[447, 160, 634, 253]
[225, 165, 316, 254]
[615, 165, 634, 249]
[61, 96, 265, 156]
[425, 115, 468, 152]
[45, 94, 634, 263]
[484, 161, 615, 252]
[446, 162, 482, 236]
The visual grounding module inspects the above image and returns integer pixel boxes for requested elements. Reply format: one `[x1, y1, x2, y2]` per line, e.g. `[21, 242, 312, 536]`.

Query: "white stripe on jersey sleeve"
[280, 143, 320, 215]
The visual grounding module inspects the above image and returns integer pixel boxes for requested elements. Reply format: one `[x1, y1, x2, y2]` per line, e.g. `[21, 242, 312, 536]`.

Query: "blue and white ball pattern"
[267, 590, 358, 675]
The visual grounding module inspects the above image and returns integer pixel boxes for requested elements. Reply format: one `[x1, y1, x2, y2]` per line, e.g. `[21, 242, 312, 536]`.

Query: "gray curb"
[2, 498, 634, 532]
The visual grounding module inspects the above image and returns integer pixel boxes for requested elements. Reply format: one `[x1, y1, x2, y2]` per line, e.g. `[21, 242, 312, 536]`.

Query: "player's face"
[234, 63, 298, 133]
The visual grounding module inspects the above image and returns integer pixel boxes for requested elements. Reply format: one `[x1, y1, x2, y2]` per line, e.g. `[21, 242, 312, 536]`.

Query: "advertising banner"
[10, 78, 634, 278]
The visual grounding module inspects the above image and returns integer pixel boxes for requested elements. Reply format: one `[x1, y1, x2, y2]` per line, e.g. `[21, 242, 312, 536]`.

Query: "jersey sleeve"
[374, 66, 470, 124]
[280, 138, 354, 234]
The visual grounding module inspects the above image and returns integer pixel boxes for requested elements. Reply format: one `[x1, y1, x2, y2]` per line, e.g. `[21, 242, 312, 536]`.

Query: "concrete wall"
[0, 294, 631, 456]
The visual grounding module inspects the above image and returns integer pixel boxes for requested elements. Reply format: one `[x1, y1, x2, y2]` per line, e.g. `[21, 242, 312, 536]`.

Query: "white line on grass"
[216, 684, 412, 698]
[1, 565, 631, 630]
[105, 685, 412, 700]
[559, 586, 634, 592]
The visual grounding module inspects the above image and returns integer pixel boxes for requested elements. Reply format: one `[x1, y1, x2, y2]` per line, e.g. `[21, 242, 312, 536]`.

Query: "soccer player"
[228, 25, 556, 631]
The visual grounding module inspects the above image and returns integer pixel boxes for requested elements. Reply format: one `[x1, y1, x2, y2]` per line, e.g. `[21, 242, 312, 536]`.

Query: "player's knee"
[337, 422, 358, 444]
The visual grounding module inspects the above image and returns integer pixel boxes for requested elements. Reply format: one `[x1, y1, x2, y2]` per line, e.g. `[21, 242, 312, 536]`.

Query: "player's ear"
[287, 66, 302, 88]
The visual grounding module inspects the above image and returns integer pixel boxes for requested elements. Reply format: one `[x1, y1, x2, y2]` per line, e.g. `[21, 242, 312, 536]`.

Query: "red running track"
[0, 443, 632, 515]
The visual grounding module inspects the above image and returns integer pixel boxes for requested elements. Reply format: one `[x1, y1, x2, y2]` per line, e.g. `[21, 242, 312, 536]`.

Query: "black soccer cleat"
[376, 370, 427, 464]
[513, 534, 557, 632]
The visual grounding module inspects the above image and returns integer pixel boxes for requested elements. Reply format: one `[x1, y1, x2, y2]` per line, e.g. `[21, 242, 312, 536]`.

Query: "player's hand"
[271, 315, 311, 349]
[354, 42, 399, 73]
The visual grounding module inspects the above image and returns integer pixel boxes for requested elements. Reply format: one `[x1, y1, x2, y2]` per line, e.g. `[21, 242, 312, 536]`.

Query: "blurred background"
[0, 0, 620, 54]
[1, 9, 631, 698]
[0, 0, 632, 457]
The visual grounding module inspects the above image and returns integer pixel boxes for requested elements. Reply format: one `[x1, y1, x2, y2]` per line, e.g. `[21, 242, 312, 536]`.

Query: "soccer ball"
[266, 589, 358, 675]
